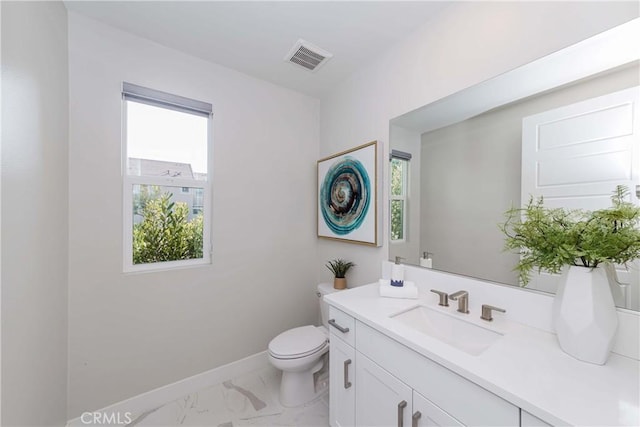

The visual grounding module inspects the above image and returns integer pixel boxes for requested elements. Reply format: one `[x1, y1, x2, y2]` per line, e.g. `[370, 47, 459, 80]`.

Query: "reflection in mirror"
[389, 19, 640, 311]
[390, 150, 411, 243]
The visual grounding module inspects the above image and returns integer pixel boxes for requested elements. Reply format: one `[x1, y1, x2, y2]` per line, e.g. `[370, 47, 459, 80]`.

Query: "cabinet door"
[330, 336, 356, 427]
[355, 352, 413, 427]
[412, 391, 463, 427]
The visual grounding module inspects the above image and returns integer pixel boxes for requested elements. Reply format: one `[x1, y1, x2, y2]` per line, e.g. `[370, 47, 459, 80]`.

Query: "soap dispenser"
[420, 252, 433, 269]
[391, 256, 405, 287]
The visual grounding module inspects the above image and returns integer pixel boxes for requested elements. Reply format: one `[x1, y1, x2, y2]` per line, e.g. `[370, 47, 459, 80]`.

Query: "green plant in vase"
[326, 259, 355, 290]
[500, 185, 640, 364]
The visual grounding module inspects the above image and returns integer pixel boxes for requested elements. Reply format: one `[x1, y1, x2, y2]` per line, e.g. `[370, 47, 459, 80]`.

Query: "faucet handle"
[481, 304, 506, 322]
[430, 289, 449, 307]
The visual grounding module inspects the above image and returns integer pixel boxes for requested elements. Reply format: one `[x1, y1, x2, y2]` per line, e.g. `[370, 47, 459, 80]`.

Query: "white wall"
[1, 1, 69, 425]
[67, 14, 319, 417]
[318, 1, 639, 287]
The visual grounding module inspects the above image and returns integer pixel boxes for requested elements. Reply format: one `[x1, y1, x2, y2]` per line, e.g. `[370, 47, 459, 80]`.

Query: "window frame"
[122, 87, 213, 273]
[389, 157, 409, 243]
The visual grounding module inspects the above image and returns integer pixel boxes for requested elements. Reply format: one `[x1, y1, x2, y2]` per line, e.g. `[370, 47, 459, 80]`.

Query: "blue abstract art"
[320, 156, 370, 235]
[317, 141, 379, 246]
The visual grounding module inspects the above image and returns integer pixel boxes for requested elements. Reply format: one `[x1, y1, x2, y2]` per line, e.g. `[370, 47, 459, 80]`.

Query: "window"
[192, 188, 204, 215]
[122, 83, 212, 272]
[390, 150, 411, 242]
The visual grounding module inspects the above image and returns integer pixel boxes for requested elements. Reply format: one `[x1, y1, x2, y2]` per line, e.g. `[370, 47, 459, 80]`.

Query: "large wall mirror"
[389, 19, 640, 311]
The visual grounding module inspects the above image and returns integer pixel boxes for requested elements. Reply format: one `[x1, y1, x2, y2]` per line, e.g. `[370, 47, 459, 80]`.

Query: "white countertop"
[324, 283, 640, 426]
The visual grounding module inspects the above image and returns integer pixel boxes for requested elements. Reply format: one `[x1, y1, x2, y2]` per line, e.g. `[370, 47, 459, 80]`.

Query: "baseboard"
[67, 350, 270, 426]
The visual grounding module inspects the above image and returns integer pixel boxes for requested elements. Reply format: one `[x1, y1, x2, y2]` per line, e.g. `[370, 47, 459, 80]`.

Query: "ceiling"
[63, 1, 451, 97]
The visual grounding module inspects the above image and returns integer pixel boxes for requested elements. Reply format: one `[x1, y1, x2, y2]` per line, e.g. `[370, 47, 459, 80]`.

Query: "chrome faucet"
[449, 290, 469, 314]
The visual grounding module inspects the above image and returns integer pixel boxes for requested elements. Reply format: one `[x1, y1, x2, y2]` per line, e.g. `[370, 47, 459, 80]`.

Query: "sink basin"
[390, 306, 503, 356]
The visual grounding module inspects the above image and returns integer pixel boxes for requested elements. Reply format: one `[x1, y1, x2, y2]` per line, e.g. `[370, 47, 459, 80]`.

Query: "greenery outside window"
[122, 83, 212, 272]
[390, 157, 408, 242]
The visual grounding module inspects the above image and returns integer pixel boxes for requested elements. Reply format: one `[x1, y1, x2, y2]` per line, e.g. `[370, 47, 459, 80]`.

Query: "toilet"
[268, 283, 338, 407]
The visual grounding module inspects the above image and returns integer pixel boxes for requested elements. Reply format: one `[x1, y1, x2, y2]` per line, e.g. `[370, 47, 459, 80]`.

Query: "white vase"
[552, 265, 618, 365]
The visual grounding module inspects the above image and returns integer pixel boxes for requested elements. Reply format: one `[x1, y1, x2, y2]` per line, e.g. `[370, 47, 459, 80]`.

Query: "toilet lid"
[269, 325, 328, 359]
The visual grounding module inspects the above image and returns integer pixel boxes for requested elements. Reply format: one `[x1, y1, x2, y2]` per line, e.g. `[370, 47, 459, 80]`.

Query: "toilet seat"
[268, 325, 328, 359]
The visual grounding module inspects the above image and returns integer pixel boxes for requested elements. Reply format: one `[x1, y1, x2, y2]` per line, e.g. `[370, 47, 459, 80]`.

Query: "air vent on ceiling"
[285, 39, 333, 72]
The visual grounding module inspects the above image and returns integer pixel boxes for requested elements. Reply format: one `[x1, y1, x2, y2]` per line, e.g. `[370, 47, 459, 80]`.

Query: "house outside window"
[192, 188, 204, 215]
[122, 83, 213, 272]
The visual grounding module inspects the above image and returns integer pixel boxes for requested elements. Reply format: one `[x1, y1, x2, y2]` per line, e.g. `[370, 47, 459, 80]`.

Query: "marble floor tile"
[128, 365, 329, 427]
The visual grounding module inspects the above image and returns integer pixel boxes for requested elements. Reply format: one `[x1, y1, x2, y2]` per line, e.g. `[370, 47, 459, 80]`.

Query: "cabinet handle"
[412, 411, 422, 427]
[329, 319, 350, 333]
[397, 400, 408, 427]
[343, 359, 352, 389]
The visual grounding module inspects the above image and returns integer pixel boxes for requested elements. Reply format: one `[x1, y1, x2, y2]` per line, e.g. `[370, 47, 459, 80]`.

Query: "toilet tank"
[317, 283, 339, 327]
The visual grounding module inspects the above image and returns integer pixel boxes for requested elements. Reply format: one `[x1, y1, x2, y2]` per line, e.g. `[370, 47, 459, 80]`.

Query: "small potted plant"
[326, 259, 355, 290]
[500, 185, 640, 364]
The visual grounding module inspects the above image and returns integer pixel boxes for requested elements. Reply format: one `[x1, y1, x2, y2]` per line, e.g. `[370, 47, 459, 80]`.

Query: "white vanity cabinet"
[325, 279, 639, 426]
[328, 305, 522, 427]
[356, 322, 519, 426]
[329, 307, 356, 427]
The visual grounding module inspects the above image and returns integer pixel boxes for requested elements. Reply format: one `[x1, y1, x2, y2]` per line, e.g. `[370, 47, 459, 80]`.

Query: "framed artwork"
[317, 141, 380, 246]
